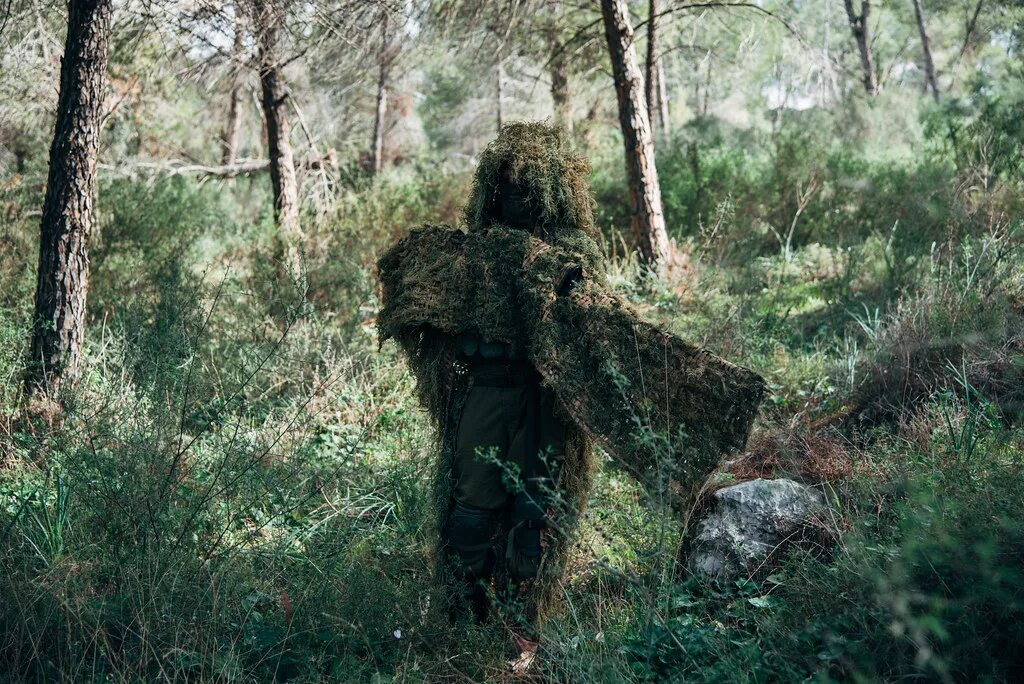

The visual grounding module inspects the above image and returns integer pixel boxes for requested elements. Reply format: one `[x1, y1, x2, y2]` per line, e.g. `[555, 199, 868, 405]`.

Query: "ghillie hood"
[464, 122, 597, 243]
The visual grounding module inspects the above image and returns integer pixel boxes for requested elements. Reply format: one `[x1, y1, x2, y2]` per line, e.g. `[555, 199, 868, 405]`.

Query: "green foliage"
[20, 474, 72, 567]
[6, 41, 1024, 680]
[926, 75, 1024, 190]
[420, 62, 475, 151]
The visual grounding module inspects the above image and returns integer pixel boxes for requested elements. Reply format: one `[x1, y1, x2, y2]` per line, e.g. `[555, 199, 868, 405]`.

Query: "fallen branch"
[98, 152, 337, 179]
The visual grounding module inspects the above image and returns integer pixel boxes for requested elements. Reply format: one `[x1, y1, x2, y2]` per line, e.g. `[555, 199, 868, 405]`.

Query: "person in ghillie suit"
[377, 122, 765, 661]
[385, 122, 600, 647]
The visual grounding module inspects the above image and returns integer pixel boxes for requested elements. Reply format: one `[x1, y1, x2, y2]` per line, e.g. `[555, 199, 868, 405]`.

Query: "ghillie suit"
[377, 123, 765, 629]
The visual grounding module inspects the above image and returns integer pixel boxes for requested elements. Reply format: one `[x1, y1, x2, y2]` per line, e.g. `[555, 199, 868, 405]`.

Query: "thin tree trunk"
[843, 0, 878, 96]
[600, 0, 671, 266]
[645, 0, 658, 126]
[958, 0, 983, 61]
[911, 0, 939, 101]
[688, 141, 702, 232]
[221, 4, 245, 165]
[700, 57, 711, 117]
[252, 0, 301, 273]
[26, 0, 113, 401]
[656, 58, 670, 137]
[371, 14, 389, 176]
[495, 56, 504, 133]
[549, 33, 572, 134]
[947, 0, 983, 92]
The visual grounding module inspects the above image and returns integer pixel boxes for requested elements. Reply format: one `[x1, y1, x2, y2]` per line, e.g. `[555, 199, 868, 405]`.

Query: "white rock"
[683, 478, 830, 579]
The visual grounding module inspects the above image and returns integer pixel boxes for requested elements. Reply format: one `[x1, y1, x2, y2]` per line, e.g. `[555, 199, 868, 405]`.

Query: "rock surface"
[682, 478, 830, 579]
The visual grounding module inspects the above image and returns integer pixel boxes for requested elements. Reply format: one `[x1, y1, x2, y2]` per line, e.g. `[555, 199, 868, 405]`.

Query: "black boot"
[446, 571, 491, 624]
[467, 577, 490, 623]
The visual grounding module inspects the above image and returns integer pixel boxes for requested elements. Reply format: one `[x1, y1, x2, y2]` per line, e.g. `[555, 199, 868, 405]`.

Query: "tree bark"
[251, 0, 301, 273]
[645, 0, 658, 129]
[549, 33, 572, 134]
[843, 0, 878, 96]
[26, 0, 113, 400]
[371, 14, 389, 176]
[911, 0, 940, 101]
[601, 0, 671, 266]
[221, 4, 246, 165]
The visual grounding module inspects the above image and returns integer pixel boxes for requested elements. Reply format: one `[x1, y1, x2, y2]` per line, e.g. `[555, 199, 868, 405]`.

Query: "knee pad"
[445, 501, 497, 576]
[509, 492, 548, 583]
[508, 527, 542, 583]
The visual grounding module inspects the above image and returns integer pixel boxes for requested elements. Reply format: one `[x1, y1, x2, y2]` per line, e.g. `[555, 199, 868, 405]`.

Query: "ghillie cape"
[376, 122, 765, 625]
[378, 225, 766, 498]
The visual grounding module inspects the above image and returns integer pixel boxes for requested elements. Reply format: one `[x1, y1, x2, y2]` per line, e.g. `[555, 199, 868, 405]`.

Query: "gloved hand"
[556, 264, 583, 297]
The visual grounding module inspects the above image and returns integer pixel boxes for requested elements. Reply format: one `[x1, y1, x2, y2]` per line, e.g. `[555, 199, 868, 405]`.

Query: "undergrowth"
[2, 93, 1023, 681]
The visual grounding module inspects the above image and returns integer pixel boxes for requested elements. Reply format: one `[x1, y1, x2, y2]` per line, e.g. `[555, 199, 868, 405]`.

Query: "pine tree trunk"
[843, 0, 878, 96]
[912, 0, 940, 101]
[371, 15, 389, 176]
[222, 83, 244, 165]
[701, 58, 711, 116]
[960, 0, 984, 59]
[252, 0, 301, 273]
[549, 34, 572, 134]
[645, 0, 658, 129]
[26, 0, 113, 400]
[600, 0, 671, 266]
[656, 58, 671, 137]
[221, 5, 245, 165]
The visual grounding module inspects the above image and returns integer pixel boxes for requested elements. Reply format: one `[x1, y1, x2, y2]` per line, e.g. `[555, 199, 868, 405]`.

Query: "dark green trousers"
[444, 360, 567, 596]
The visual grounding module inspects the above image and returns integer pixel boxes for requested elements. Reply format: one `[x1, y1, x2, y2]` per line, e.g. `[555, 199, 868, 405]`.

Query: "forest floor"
[2, 122, 1023, 682]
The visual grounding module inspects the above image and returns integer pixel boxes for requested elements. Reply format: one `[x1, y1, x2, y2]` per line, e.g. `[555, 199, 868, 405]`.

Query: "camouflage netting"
[376, 123, 766, 626]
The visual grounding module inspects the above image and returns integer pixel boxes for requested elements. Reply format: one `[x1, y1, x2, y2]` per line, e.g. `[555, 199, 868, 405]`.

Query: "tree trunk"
[25, 0, 113, 400]
[688, 141, 703, 233]
[252, 0, 301, 273]
[371, 15, 389, 176]
[911, 0, 940, 101]
[601, 0, 671, 266]
[697, 56, 711, 117]
[645, 0, 658, 129]
[958, 0, 983, 60]
[221, 4, 246, 165]
[549, 34, 572, 134]
[495, 57, 504, 133]
[655, 58, 670, 137]
[843, 0, 878, 96]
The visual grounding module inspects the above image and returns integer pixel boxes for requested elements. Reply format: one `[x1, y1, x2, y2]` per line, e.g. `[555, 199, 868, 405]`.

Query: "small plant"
[849, 302, 882, 342]
[22, 474, 72, 567]
[937, 356, 999, 463]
